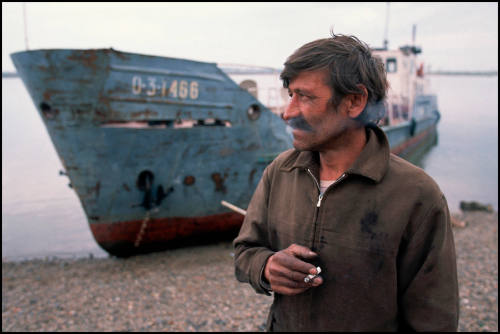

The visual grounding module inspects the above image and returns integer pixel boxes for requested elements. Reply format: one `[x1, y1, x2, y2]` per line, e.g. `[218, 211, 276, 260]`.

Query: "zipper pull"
[316, 193, 324, 207]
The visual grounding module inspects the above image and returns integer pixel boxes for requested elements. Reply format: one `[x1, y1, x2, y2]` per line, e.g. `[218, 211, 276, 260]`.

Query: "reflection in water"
[409, 132, 439, 169]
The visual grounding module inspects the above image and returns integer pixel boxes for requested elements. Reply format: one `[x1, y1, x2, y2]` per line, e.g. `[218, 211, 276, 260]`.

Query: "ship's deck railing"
[218, 63, 282, 75]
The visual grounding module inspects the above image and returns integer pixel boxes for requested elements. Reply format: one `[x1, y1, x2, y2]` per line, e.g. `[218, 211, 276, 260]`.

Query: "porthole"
[40, 102, 57, 119]
[247, 104, 261, 121]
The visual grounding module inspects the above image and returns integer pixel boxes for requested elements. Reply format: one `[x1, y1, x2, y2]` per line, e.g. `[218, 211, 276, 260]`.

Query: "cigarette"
[221, 200, 247, 216]
[304, 266, 322, 283]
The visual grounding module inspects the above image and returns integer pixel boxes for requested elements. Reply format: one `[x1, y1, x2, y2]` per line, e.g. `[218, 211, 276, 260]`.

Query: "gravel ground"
[2, 210, 497, 332]
[452, 210, 498, 332]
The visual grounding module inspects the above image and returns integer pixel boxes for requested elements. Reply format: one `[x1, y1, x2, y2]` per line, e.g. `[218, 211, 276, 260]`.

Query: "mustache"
[286, 116, 314, 132]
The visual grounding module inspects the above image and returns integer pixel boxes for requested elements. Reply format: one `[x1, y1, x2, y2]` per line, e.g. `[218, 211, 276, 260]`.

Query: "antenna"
[412, 24, 416, 46]
[383, 2, 390, 50]
[23, 2, 29, 50]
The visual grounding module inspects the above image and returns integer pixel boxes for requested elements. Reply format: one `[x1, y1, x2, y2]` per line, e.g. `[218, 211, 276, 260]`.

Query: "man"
[233, 33, 459, 331]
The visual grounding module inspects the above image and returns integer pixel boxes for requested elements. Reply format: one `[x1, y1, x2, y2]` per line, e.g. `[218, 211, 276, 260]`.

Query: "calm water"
[2, 75, 498, 261]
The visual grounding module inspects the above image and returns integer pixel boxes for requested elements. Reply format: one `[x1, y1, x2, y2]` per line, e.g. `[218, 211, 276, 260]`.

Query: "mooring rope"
[134, 210, 151, 248]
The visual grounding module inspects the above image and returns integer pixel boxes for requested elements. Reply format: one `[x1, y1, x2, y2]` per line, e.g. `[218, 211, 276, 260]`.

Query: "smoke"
[356, 100, 386, 125]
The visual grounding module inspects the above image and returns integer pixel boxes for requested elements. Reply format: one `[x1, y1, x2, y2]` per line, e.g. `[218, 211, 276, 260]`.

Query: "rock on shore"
[2, 211, 498, 331]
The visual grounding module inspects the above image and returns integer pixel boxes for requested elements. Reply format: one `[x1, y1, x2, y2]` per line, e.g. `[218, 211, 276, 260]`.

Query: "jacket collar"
[279, 125, 390, 183]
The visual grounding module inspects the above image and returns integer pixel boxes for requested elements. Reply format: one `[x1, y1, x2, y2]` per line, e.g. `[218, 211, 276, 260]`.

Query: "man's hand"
[264, 244, 323, 295]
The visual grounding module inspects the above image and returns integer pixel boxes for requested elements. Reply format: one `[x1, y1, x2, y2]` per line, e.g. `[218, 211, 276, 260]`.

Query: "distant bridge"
[428, 70, 498, 76]
[2, 72, 19, 78]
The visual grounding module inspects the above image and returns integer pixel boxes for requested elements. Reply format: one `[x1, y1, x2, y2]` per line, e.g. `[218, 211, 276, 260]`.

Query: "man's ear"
[346, 85, 368, 119]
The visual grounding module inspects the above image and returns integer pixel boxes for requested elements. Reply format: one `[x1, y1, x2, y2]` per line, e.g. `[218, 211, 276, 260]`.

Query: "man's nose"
[282, 96, 299, 121]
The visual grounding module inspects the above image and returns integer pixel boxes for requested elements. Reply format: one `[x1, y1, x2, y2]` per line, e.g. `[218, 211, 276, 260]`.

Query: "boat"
[11, 41, 439, 257]
[373, 44, 440, 161]
[11, 49, 292, 257]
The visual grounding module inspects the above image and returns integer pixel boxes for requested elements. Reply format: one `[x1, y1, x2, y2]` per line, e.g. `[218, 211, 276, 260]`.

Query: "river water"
[2, 75, 498, 261]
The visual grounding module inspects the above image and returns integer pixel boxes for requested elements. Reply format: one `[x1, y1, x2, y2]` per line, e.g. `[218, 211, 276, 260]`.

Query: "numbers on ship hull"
[131, 76, 199, 100]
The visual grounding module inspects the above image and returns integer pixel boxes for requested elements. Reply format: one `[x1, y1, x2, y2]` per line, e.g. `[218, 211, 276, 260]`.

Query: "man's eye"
[288, 92, 311, 101]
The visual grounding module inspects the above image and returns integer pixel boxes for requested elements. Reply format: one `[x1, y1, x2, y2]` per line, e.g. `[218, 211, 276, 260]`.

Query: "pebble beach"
[2, 210, 498, 332]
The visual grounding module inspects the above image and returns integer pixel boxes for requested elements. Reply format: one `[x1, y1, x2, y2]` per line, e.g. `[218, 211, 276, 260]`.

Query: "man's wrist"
[260, 258, 273, 294]
[260, 274, 273, 293]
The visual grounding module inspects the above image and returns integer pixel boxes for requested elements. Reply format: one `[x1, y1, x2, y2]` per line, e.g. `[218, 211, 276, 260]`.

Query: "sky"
[2, 2, 498, 72]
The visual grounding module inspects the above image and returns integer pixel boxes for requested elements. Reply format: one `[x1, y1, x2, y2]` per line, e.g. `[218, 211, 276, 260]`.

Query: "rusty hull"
[90, 211, 244, 256]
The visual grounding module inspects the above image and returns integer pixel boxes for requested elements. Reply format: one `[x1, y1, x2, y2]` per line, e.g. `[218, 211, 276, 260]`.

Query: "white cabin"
[219, 64, 288, 116]
[372, 45, 432, 126]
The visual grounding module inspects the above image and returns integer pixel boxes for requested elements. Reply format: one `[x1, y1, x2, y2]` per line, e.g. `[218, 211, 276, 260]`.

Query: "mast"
[412, 24, 416, 46]
[23, 2, 29, 50]
[383, 2, 390, 50]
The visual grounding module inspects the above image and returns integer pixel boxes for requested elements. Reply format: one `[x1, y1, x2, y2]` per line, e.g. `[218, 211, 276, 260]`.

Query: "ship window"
[192, 118, 231, 127]
[101, 119, 232, 129]
[386, 58, 397, 73]
[239, 80, 258, 99]
[247, 104, 261, 120]
[392, 104, 400, 119]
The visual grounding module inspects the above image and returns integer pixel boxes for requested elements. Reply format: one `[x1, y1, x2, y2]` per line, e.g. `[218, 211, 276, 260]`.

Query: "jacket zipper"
[306, 168, 346, 207]
[306, 168, 347, 252]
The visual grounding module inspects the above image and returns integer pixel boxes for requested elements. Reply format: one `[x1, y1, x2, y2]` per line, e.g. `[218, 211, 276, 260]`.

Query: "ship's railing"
[382, 121, 411, 148]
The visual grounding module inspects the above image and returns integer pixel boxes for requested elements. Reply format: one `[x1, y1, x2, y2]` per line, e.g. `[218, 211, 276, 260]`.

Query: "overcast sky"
[2, 2, 498, 72]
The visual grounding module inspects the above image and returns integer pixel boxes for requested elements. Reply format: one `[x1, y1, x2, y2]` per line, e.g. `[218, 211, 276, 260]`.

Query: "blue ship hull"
[11, 48, 439, 257]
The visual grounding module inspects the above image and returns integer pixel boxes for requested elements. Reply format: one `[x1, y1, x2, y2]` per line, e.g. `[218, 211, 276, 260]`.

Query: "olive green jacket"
[233, 125, 459, 331]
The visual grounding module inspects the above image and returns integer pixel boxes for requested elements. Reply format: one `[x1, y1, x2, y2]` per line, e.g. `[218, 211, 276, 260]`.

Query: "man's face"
[282, 70, 352, 152]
